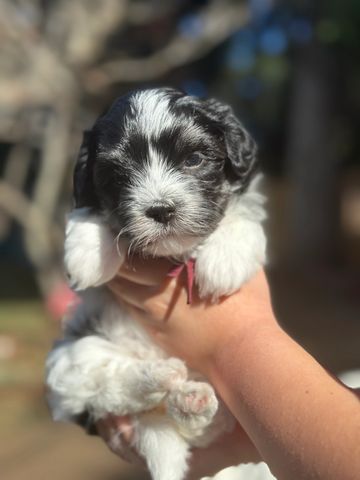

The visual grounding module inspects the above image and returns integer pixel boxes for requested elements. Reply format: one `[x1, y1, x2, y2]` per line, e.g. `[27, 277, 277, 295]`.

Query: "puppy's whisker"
[115, 234, 123, 258]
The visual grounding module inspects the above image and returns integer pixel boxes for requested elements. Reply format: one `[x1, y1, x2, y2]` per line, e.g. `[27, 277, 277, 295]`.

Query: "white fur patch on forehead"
[131, 90, 177, 138]
[124, 144, 206, 256]
[131, 145, 189, 204]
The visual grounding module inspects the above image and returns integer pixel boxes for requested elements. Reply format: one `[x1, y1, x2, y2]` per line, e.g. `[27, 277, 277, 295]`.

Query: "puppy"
[46, 87, 266, 480]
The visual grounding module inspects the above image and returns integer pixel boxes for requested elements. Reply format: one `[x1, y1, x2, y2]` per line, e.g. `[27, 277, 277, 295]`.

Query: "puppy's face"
[75, 88, 257, 257]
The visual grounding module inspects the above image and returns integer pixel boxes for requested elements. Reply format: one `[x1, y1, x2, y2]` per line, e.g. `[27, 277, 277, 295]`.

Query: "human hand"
[96, 414, 145, 467]
[108, 257, 277, 375]
[106, 258, 360, 480]
[97, 414, 261, 479]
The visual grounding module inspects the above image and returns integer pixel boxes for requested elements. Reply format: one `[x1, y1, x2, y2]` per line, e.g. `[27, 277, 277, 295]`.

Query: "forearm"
[207, 323, 360, 480]
[109, 265, 360, 478]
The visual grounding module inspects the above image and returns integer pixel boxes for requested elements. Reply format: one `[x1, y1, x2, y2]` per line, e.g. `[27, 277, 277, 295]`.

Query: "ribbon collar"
[167, 258, 196, 304]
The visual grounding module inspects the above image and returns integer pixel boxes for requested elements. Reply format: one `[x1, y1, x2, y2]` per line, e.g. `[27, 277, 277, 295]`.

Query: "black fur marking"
[73, 88, 258, 243]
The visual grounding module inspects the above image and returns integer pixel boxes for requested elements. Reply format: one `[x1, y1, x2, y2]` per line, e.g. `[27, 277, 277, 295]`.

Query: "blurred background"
[0, 0, 359, 479]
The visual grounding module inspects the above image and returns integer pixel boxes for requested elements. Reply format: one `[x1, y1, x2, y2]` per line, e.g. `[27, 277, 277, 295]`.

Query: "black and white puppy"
[46, 87, 266, 480]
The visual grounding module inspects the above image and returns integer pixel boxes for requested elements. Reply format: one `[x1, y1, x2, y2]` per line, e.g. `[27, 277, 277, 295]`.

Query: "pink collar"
[168, 258, 196, 304]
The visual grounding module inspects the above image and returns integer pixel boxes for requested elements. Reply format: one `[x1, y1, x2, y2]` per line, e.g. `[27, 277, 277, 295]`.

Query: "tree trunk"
[285, 44, 341, 266]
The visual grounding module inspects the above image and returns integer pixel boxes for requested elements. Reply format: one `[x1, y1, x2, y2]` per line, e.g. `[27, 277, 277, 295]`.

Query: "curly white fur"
[64, 208, 125, 289]
[195, 178, 266, 299]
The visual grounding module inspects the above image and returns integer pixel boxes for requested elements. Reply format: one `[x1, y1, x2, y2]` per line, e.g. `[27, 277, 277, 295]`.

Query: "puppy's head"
[74, 88, 257, 256]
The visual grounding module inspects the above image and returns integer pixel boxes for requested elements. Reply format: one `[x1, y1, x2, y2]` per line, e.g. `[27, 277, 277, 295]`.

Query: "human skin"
[99, 257, 360, 480]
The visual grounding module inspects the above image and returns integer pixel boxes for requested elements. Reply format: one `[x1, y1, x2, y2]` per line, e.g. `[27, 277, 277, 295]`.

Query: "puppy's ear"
[202, 98, 258, 186]
[73, 130, 99, 209]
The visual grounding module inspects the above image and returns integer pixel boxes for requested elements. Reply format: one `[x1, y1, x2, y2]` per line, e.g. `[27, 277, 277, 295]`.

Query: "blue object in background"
[177, 13, 204, 39]
[259, 26, 288, 56]
[226, 29, 256, 72]
[288, 17, 313, 45]
[250, 0, 272, 22]
[182, 79, 207, 97]
[236, 76, 263, 100]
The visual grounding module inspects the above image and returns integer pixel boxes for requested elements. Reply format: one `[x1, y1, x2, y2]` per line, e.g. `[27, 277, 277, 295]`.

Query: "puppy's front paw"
[195, 220, 266, 300]
[166, 381, 218, 430]
[195, 250, 251, 300]
[64, 208, 125, 290]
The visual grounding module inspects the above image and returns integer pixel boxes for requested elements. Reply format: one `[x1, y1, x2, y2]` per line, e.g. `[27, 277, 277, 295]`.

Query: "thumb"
[97, 415, 145, 466]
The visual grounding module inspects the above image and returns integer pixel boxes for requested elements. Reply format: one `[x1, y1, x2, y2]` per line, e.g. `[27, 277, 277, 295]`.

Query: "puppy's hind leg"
[46, 336, 187, 421]
[133, 412, 190, 480]
[165, 381, 218, 436]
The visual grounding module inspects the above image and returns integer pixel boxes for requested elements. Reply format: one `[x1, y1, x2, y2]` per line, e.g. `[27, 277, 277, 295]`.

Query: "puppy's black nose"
[146, 203, 176, 224]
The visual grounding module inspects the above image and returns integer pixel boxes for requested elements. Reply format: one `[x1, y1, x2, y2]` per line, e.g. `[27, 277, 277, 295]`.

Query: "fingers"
[109, 274, 187, 323]
[97, 415, 145, 467]
[108, 277, 159, 310]
[97, 414, 133, 442]
[108, 255, 188, 320]
[117, 256, 173, 286]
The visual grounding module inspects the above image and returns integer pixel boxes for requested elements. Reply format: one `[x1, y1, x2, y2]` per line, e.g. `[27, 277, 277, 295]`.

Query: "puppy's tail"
[133, 413, 190, 480]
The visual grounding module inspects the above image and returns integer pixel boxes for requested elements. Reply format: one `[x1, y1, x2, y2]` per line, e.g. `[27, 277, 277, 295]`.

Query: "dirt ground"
[0, 421, 149, 480]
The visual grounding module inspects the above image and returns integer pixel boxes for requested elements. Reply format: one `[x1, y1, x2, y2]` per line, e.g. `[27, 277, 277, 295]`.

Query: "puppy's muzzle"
[145, 202, 176, 224]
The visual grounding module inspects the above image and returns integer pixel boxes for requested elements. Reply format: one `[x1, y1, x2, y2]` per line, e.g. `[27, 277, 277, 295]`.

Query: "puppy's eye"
[184, 154, 204, 168]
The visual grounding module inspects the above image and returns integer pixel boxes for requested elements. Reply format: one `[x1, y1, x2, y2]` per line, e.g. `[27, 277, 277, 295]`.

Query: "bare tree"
[286, 43, 341, 266]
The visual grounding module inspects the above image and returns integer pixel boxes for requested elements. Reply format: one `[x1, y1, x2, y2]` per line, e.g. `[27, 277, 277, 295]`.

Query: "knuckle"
[144, 296, 166, 318]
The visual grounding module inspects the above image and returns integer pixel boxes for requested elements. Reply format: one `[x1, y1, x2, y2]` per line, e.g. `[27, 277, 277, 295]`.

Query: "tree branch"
[84, 2, 249, 90]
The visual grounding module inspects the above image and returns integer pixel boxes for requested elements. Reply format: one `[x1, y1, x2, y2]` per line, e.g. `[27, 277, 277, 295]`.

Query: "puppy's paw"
[166, 381, 218, 430]
[146, 358, 187, 392]
[64, 208, 125, 290]
[195, 219, 266, 300]
[195, 250, 253, 300]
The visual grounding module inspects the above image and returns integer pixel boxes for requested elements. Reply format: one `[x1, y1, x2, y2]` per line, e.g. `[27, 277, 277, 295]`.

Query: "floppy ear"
[73, 130, 99, 209]
[202, 98, 258, 187]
